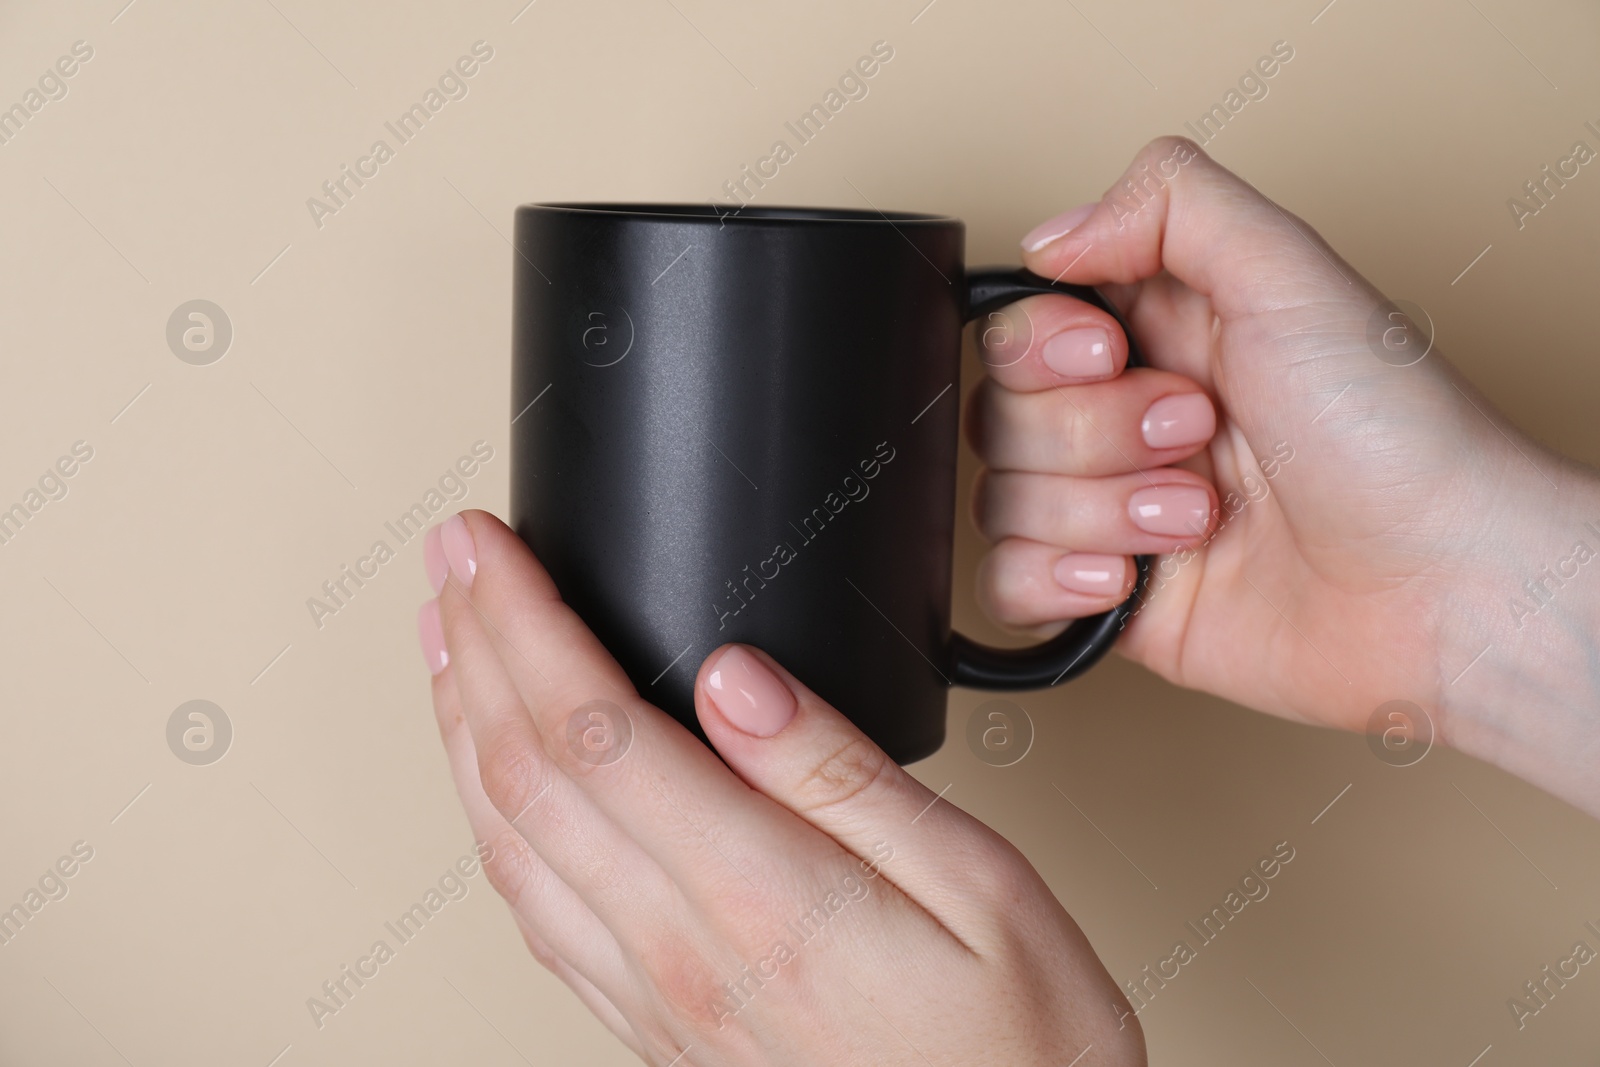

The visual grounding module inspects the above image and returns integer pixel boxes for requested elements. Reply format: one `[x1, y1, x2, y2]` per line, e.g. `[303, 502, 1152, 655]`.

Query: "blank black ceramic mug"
[511, 203, 1149, 764]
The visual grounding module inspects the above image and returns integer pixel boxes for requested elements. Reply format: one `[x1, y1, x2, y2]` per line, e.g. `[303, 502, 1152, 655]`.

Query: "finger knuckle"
[795, 735, 893, 816]
[1143, 134, 1203, 164]
[969, 468, 991, 534]
[1044, 478, 1079, 540]
[949, 840, 1048, 951]
[478, 827, 542, 906]
[1059, 400, 1094, 461]
[971, 837, 1038, 899]
[476, 728, 550, 823]
[711, 872, 801, 958]
[635, 926, 733, 1033]
[516, 924, 561, 971]
[977, 546, 1031, 625]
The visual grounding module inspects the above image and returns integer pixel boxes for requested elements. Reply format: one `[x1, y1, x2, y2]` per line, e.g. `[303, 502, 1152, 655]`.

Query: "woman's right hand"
[971, 136, 1600, 818]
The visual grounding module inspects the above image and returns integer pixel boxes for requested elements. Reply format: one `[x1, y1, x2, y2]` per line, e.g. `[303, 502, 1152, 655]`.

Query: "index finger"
[974, 291, 1129, 392]
[1020, 135, 1357, 315]
[435, 510, 836, 901]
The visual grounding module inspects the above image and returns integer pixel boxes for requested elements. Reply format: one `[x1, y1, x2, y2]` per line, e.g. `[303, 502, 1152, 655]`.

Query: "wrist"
[1434, 454, 1600, 817]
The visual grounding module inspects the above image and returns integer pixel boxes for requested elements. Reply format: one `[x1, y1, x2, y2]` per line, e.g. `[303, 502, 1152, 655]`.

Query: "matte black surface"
[511, 204, 1148, 764]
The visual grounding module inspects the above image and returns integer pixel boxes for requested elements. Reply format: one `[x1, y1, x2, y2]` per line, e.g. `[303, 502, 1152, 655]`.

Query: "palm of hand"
[1106, 270, 1497, 733]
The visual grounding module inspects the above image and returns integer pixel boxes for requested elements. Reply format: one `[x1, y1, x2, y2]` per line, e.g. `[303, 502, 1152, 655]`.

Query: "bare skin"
[416, 137, 1600, 1065]
[986, 137, 1600, 818]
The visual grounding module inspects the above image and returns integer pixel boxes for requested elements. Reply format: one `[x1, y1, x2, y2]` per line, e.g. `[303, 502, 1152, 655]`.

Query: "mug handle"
[946, 267, 1154, 690]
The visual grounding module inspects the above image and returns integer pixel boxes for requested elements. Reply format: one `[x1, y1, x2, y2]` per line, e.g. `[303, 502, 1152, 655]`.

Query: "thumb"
[693, 644, 1023, 929]
[1020, 136, 1484, 523]
[1021, 135, 1372, 319]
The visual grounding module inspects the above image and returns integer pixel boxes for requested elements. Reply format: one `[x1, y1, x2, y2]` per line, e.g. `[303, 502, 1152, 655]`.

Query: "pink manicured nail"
[705, 646, 796, 738]
[418, 599, 449, 675]
[441, 513, 477, 591]
[1129, 485, 1212, 537]
[1053, 553, 1128, 596]
[1043, 328, 1113, 379]
[1021, 202, 1097, 252]
[423, 525, 448, 595]
[1141, 393, 1216, 450]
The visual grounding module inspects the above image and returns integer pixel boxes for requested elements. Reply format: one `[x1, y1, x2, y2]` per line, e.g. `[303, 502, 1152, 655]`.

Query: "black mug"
[511, 203, 1149, 764]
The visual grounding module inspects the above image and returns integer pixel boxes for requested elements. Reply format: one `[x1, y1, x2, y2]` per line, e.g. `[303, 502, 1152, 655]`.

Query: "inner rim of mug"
[530, 202, 955, 224]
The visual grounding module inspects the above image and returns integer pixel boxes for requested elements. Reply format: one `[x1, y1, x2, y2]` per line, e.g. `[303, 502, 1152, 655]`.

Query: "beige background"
[3, 0, 1599, 1063]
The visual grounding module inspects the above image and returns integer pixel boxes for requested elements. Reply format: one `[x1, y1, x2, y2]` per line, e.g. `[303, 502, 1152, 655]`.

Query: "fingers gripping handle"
[947, 268, 1154, 690]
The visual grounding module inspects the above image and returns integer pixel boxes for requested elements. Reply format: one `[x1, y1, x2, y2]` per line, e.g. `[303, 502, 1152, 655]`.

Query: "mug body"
[512, 203, 965, 764]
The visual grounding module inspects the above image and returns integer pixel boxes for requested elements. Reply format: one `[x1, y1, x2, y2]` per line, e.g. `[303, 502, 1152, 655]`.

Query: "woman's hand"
[975, 136, 1600, 817]
[417, 510, 1147, 1066]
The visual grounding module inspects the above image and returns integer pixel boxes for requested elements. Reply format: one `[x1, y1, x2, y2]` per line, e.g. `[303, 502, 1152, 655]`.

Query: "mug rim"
[524, 202, 958, 225]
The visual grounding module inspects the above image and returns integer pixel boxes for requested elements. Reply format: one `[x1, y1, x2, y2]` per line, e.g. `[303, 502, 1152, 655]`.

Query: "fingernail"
[441, 513, 477, 591]
[1141, 393, 1216, 450]
[418, 599, 449, 675]
[1043, 328, 1113, 379]
[423, 525, 448, 595]
[1021, 202, 1097, 252]
[1053, 553, 1128, 596]
[706, 646, 796, 738]
[1129, 485, 1213, 537]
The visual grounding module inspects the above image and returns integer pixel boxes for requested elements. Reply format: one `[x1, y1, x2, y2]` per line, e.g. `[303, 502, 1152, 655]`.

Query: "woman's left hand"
[418, 508, 1145, 1066]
